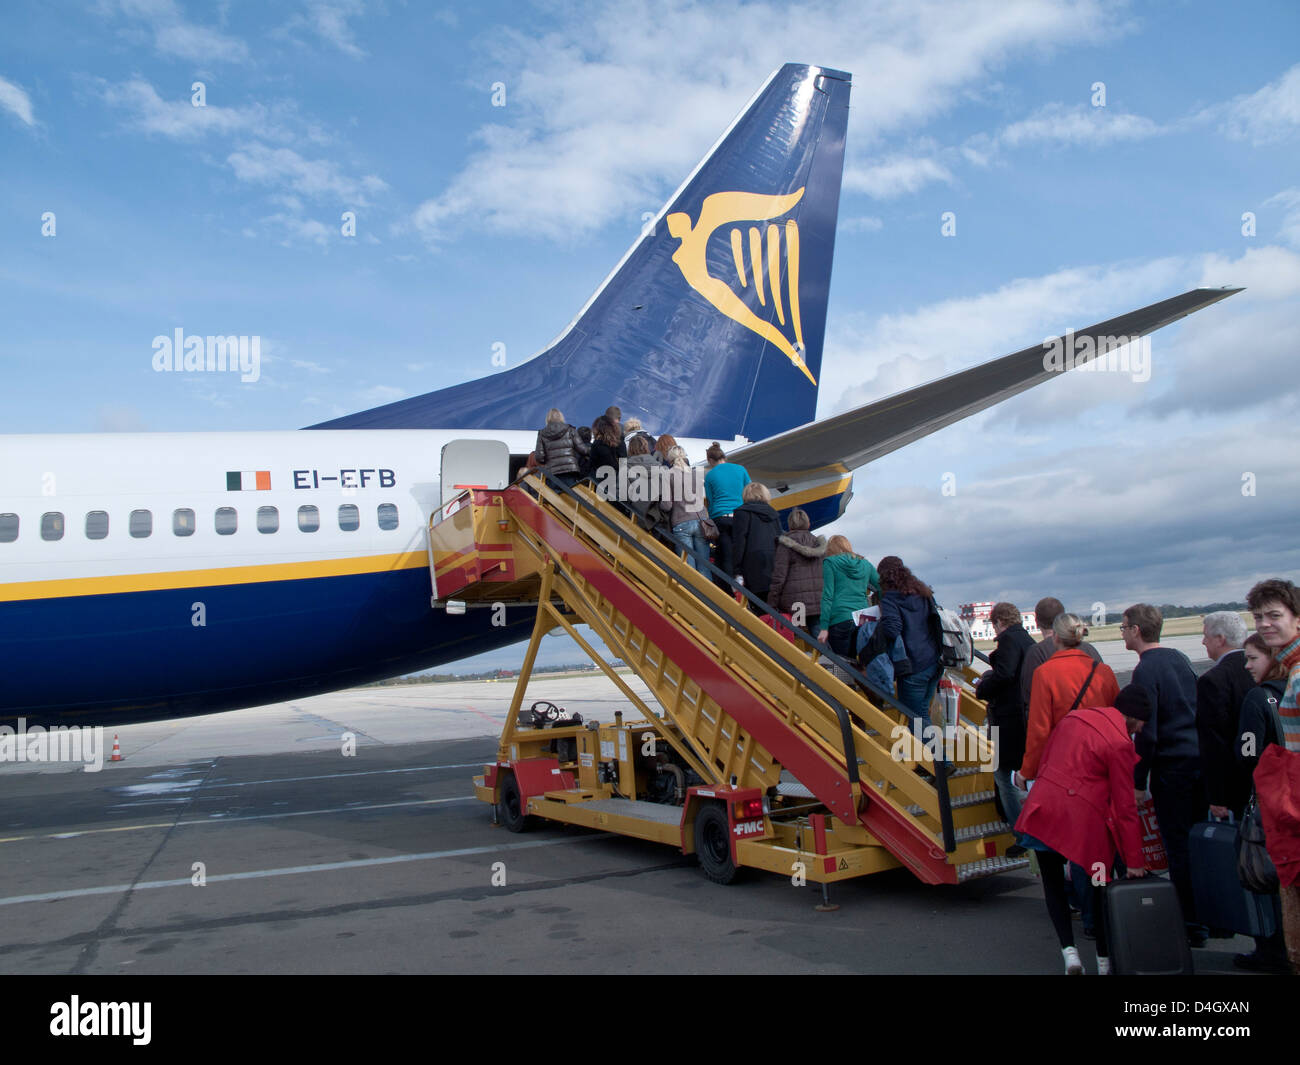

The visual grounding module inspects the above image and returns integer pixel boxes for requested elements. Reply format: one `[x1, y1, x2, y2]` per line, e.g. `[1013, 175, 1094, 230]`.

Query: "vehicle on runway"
[0, 63, 1238, 728]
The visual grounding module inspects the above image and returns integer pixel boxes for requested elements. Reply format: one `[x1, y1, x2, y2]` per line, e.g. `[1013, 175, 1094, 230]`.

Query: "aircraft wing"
[731, 287, 1241, 485]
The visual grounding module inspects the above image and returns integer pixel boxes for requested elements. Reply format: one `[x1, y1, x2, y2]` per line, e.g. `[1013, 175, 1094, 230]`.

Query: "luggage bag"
[1105, 876, 1194, 975]
[1189, 819, 1277, 938]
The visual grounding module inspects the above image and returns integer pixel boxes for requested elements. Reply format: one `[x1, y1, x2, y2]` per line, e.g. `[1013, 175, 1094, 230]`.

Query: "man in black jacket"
[975, 602, 1036, 829]
[1197, 610, 1254, 820]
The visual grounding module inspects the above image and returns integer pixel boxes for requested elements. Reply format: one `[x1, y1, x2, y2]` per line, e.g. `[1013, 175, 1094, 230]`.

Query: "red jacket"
[1020, 648, 1120, 780]
[1015, 705, 1145, 880]
[1256, 744, 1300, 888]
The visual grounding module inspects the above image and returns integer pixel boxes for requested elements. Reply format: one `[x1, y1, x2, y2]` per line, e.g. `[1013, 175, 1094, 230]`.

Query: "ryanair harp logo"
[666, 187, 814, 385]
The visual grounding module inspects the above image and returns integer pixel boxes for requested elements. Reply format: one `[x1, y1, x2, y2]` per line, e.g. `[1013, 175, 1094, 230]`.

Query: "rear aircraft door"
[440, 439, 510, 506]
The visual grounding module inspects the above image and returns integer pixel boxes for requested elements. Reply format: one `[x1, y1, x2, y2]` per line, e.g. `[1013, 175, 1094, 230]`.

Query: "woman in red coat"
[1017, 613, 1120, 782]
[1015, 686, 1151, 974]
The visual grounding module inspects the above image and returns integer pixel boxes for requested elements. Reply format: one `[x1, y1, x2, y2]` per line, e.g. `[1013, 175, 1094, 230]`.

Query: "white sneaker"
[1062, 946, 1084, 975]
[1097, 956, 1110, 976]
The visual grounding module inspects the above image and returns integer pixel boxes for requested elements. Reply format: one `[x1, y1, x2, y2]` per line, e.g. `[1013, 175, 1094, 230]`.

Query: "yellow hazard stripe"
[773, 476, 851, 510]
[0, 550, 428, 603]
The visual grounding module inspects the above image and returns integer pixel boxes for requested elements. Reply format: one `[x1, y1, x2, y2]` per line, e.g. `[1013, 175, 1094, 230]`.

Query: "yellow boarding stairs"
[428, 469, 1027, 889]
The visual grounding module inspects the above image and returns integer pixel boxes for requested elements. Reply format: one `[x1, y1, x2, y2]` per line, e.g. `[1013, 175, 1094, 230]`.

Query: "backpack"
[929, 599, 973, 668]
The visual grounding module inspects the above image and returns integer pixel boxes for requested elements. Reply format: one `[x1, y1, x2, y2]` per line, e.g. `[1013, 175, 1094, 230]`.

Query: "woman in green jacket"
[817, 535, 881, 658]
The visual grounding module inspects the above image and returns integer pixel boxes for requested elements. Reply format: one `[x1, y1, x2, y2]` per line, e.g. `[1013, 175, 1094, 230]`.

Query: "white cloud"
[228, 143, 388, 205]
[102, 78, 263, 138]
[115, 0, 249, 63]
[999, 103, 1164, 147]
[282, 0, 368, 58]
[1204, 63, 1300, 146]
[259, 213, 333, 245]
[359, 385, 408, 404]
[840, 215, 884, 233]
[411, 0, 1124, 241]
[291, 358, 333, 373]
[1265, 187, 1300, 249]
[0, 73, 35, 126]
[843, 157, 952, 199]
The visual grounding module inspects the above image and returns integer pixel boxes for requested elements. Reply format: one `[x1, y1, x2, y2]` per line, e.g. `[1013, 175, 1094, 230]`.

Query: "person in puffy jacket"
[730, 482, 781, 604]
[817, 536, 880, 658]
[534, 408, 589, 487]
[767, 507, 825, 635]
[876, 555, 941, 724]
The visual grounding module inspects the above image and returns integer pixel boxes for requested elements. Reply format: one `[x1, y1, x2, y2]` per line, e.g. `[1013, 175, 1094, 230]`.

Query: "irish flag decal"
[227, 471, 271, 491]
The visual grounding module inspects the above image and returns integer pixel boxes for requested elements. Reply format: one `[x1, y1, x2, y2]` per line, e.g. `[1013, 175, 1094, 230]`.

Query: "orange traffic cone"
[110, 734, 123, 762]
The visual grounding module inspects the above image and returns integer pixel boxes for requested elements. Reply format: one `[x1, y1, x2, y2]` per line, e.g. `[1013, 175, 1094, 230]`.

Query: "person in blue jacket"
[877, 555, 942, 725]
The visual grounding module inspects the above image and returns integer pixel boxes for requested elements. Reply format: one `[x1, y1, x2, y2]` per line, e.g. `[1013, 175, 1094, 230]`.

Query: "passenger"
[1242, 578, 1300, 975]
[702, 443, 749, 589]
[1014, 684, 1151, 975]
[1016, 613, 1119, 784]
[624, 416, 655, 454]
[767, 507, 826, 637]
[604, 405, 625, 448]
[1122, 602, 1206, 947]
[654, 433, 678, 467]
[663, 445, 710, 573]
[729, 482, 781, 606]
[1196, 610, 1253, 821]
[875, 555, 941, 726]
[533, 408, 589, 488]
[576, 425, 594, 476]
[1232, 630, 1291, 974]
[623, 435, 667, 529]
[816, 536, 879, 658]
[1020, 596, 1103, 707]
[974, 601, 1036, 831]
[589, 415, 623, 488]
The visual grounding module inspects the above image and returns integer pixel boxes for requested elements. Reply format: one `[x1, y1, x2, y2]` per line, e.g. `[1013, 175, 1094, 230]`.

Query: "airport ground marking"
[200, 762, 488, 789]
[0, 795, 477, 845]
[0, 833, 605, 907]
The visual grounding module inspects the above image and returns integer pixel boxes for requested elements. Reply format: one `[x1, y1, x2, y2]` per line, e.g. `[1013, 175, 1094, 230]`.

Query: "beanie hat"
[1115, 684, 1153, 722]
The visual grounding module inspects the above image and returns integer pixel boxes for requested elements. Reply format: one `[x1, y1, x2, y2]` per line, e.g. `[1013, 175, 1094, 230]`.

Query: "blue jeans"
[896, 663, 941, 725]
[672, 519, 711, 573]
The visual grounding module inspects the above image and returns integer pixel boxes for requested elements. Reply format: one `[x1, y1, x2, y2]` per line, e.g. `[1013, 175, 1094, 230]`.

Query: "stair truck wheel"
[497, 773, 534, 833]
[694, 803, 739, 884]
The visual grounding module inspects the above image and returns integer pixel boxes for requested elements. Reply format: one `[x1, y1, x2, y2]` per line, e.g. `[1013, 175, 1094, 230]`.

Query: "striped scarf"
[1278, 636, 1300, 753]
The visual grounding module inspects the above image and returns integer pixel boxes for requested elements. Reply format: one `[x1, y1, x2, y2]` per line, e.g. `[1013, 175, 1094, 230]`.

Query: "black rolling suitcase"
[1106, 876, 1194, 975]
[1190, 819, 1277, 938]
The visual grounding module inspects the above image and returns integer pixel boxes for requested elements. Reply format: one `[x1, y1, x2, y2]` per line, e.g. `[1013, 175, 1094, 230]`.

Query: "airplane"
[0, 63, 1239, 730]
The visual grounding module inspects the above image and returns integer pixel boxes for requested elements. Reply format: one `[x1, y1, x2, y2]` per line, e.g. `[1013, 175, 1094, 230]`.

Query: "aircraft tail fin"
[308, 63, 851, 441]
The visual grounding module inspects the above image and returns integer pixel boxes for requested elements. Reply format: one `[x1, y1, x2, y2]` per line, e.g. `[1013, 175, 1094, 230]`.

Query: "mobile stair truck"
[426, 451, 1024, 901]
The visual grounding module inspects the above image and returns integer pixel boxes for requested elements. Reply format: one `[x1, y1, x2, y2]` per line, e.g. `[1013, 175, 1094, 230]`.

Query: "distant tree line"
[1098, 602, 1247, 624]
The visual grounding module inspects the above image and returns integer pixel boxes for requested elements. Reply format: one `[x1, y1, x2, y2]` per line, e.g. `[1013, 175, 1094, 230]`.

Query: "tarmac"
[0, 635, 1266, 976]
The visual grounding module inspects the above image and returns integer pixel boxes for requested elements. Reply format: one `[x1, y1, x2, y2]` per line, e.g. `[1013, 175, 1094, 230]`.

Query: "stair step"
[905, 789, 996, 816]
[953, 820, 1011, 843]
[957, 855, 1031, 882]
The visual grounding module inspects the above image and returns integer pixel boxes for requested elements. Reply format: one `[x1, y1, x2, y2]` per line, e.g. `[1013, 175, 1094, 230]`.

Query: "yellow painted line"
[0, 549, 428, 602]
[775, 476, 851, 510]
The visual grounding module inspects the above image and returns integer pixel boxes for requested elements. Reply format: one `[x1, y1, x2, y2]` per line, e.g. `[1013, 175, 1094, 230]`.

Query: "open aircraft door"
[428, 439, 512, 602]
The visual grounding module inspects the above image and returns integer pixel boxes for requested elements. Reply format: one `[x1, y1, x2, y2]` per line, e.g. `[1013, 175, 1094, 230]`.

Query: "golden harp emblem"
[666, 187, 814, 385]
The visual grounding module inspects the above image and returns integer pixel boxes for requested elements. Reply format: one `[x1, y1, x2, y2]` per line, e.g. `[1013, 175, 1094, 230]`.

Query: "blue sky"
[2, 0, 1298, 670]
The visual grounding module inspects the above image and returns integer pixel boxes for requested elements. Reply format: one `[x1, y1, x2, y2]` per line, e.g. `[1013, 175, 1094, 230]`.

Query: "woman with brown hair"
[875, 555, 942, 723]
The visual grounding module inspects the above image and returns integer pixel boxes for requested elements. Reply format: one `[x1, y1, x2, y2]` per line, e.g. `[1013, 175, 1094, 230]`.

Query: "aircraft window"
[215, 507, 238, 535]
[338, 504, 359, 531]
[377, 503, 398, 530]
[297, 505, 320, 532]
[129, 510, 152, 538]
[0, 513, 17, 543]
[41, 512, 65, 541]
[173, 508, 195, 537]
[257, 506, 279, 534]
[85, 511, 110, 540]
